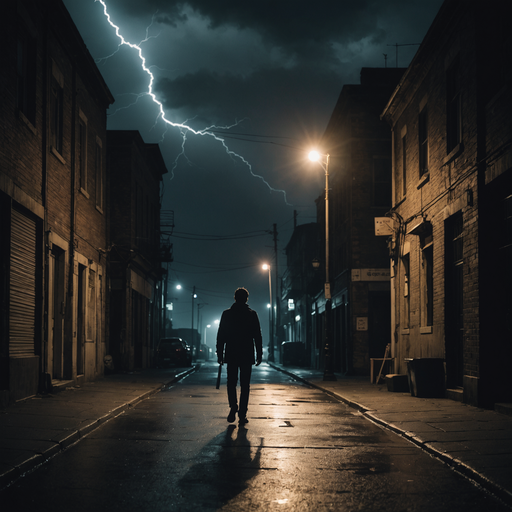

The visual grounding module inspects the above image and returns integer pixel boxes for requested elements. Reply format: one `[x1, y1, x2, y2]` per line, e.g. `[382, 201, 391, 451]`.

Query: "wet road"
[2, 363, 509, 511]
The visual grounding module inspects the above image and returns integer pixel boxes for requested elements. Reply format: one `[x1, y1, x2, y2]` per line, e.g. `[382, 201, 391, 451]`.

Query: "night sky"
[62, 0, 444, 345]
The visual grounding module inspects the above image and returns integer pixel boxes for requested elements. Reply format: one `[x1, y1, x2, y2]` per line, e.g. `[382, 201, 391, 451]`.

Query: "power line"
[172, 229, 269, 241]
[208, 130, 301, 150]
[172, 261, 258, 274]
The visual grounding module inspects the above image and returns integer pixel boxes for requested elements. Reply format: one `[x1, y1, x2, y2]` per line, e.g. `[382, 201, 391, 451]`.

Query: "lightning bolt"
[96, 0, 290, 204]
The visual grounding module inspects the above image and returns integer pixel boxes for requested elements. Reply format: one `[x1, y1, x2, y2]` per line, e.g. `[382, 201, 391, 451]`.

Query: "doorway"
[445, 212, 464, 388]
[48, 246, 65, 380]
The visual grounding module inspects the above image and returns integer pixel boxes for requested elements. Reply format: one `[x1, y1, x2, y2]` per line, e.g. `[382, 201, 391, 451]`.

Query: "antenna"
[387, 43, 421, 67]
[383, 54, 388, 68]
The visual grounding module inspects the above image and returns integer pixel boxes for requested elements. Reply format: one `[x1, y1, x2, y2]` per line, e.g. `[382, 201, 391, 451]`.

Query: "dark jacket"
[216, 302, 263, 365]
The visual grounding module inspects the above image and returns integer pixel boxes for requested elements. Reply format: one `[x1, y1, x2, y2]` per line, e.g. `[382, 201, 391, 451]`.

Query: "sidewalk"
[0, 366, 195, 490]
[269, 362, 512, 507]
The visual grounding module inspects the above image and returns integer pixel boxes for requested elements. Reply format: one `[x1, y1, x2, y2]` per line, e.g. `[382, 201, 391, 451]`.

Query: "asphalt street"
[1, 363, 510, 511]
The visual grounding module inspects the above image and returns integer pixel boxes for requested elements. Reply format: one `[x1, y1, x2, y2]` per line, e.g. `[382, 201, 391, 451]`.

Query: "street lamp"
[309, 150, 336, 381]
[191, 286, 198, 359]
[164, 284, 182, 337]
[204, 324, 211, 344]
[262, 263, 274, 362]
[204, 324, 211, 360]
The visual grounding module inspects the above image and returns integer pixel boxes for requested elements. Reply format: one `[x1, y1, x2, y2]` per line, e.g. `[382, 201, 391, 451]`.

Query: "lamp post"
[204, 324, 211, 359]
[309, 150, 337, 381]
[262, 263, 274, 362]
[191, 286, 197, 359]
[165, 284, 182, 337]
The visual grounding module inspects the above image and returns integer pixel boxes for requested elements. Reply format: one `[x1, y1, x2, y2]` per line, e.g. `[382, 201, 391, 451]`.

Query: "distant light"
[176, 284, 182, 290]
[295, 315, 301, 322]
[267, 303, 271, 309]
[262, 263, 270, 270]
[308, 150, 321, 162]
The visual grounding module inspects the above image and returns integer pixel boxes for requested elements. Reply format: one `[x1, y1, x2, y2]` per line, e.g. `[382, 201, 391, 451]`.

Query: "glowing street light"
[262, 263, 274, 362]
[309, 150, 336, 381]
[204, 324, 211, 345]
[164, 283, 182, 336]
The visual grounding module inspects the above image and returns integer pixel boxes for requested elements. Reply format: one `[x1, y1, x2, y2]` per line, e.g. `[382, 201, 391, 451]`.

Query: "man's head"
[234, 287, 249, 303]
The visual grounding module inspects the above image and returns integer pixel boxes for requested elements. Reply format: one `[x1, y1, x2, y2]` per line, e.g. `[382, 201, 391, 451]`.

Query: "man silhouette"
[216, 287, 263, 424]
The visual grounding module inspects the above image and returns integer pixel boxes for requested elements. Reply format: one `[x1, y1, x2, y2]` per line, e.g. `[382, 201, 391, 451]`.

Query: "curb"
[0, 365, 197, 491]
[268, 363, 512, 509]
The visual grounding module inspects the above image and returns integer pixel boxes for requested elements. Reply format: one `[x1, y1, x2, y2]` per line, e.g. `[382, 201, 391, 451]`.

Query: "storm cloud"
[64, 0, 443, 331]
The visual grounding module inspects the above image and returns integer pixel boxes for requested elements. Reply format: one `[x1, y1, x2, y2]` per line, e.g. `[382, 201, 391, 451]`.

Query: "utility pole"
[273, 224, 280, 360]
[163, 263, 169, 337]
[191, 286, 196, 358]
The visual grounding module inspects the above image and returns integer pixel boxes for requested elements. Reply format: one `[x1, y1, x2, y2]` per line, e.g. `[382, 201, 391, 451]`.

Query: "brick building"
[0, 0, 113, 403]
[308, 68, 404, 375]
[381, 0, 512, 407]
[281, 221, 322, 365]
[107, 131, 168, 372]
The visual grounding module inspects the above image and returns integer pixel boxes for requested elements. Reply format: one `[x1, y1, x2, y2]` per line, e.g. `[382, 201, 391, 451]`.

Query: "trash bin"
[281, 341, 305, 366]
[405, 358, 445, 398]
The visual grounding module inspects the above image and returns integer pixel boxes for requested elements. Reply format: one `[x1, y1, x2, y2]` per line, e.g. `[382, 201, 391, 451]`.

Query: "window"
[402, 133, 407, 197]
[402, 254, 410, 329]
[95, 138, 103, 210]
[78, 113, 87, 193]
[50, 63, 64, 155]
[421, 234, 434, 327]
[446, 57, 461, 153]
[373, 158, 391, 207]
[419, 107, 428, 177]
[87, 268, 96, 341]
[16, 22, 36, 124]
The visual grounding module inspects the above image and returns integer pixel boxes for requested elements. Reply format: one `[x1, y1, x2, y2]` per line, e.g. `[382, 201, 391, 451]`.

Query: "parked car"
[156, 338, 192, 368]
[198, 344, 212, 361]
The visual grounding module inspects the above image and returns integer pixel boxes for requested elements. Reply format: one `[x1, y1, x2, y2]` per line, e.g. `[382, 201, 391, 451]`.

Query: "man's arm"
[216, 312, 226, 364]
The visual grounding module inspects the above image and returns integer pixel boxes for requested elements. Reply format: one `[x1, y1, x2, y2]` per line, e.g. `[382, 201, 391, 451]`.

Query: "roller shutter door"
[9, 209, 37, 356]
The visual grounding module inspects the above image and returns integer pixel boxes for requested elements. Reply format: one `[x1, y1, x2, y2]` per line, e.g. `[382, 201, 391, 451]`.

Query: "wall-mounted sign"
[374, 217, 395, 236]
[352, 269, 390, 282]
[356, 317, 368, 331]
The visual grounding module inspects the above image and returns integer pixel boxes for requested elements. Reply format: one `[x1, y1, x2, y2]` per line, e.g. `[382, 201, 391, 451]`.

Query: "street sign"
[375, 217, 395, 236]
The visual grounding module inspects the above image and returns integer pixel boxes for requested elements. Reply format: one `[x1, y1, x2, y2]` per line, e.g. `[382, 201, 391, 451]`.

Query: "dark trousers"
[227, 363, 252, 416]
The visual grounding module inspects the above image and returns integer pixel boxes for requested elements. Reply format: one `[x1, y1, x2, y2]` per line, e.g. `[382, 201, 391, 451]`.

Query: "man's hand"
[217, 356, 223, 365]
[255, 357, 262, 366]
